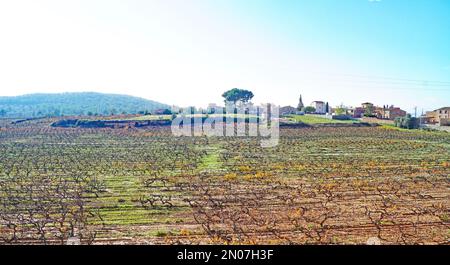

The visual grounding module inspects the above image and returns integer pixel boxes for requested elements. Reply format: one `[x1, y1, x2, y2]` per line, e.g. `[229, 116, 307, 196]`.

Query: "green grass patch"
[380, 124, 411, 132]
[287, 114, 357, 124]
[199, 145, 224, 172]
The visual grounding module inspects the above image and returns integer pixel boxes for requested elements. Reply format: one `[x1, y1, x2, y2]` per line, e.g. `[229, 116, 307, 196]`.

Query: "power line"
[300, 78, 450, 92]
[302, 71, 450, 86]
[327, 73, 450, 85]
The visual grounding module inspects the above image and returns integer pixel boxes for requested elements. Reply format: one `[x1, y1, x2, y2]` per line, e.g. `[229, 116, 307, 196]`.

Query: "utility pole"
[414, 106, 417, 118]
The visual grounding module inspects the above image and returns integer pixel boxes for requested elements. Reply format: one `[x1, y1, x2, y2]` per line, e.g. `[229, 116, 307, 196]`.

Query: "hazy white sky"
[0, 0, 449, 112]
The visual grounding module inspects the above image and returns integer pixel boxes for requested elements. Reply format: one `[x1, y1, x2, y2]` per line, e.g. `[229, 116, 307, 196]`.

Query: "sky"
[0, 0, 449, 113]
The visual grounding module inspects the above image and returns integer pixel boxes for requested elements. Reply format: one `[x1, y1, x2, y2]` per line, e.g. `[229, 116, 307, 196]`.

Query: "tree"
[155, 109, 172, 115]
[325, 102, 329, 114]
[138, 110, 150, 115]
[222, 88, 254, 104]
[334, 107, 346, 115]
[394, 114, 419, 129]
[364, 105, 375, 117]
[304, 106, 316, 113]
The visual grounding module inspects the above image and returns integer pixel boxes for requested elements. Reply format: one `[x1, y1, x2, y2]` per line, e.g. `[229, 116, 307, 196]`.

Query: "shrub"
[304, 106, 316, 114]
[394, 114, 419, 129]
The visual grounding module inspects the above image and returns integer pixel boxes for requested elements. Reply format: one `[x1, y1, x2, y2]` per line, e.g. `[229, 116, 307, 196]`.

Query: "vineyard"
[0, 118, 449, 245]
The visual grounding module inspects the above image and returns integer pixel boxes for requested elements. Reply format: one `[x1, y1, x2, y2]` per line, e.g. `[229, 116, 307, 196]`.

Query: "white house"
[311, 101, 326, 114]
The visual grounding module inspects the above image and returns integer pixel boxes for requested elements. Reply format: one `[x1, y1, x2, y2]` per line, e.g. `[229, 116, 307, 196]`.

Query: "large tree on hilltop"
[222, 88, 254, 104]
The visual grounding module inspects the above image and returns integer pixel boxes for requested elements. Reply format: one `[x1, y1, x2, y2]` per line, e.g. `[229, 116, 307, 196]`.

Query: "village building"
[311, 101, 326, 114]
[361, 102, 374, 109]
[351, 103, 406, 120]
[423, 107, 450, 126]
[280, 106, 297, 116]
[380, 106, 407, 120]
[436, 107, 450, 119]
[352, 107, 365, 118]
[207, 103, 221, 114]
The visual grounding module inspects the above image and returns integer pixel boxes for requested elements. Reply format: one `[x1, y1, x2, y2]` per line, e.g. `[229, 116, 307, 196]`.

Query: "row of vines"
[0, 121, 449, 244]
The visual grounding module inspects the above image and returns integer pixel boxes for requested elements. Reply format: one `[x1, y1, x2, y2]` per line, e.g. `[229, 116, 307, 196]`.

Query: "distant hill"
[0, 92, 170, 118]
